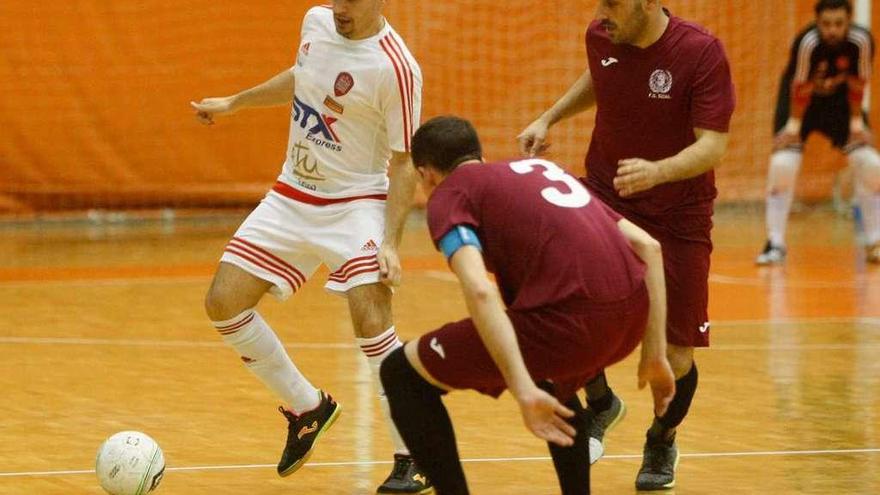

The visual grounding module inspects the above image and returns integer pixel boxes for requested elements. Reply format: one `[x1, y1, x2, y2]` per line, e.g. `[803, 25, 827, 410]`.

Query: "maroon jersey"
[426, 159, 646, 311]
[584, 13, 736, 231]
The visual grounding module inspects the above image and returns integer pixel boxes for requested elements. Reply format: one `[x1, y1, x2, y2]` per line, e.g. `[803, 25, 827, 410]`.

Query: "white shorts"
[220, 189, 386, 300]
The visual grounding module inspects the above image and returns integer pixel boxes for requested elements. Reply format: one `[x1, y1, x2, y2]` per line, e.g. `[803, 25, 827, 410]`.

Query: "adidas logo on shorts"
[361, 239, 378, 252]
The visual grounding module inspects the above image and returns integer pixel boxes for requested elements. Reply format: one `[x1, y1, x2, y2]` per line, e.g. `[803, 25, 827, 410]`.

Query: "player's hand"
[517, 119, 552, 157]
[614, 158, 665, 197]
[773, 130, 802, 151]
[515, 386, 576, 447]
[637, 355, 676, 417]
[190, 97, 237, 125]
[377, 243, 402, 287]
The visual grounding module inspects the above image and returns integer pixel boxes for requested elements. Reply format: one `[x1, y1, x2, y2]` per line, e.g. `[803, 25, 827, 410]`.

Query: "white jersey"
[280, 6, 422, 200]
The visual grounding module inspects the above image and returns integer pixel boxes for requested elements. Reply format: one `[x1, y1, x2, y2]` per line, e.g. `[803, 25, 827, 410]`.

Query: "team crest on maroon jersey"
[648, 69, 673, 99]
[334, 72, 355, 97]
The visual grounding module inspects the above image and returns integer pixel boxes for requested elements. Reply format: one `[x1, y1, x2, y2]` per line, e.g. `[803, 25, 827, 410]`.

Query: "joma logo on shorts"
[293, 97, 341, 144]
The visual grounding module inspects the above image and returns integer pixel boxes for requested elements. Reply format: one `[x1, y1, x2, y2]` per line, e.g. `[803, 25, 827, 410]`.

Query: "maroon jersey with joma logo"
[584, 13, 736, 231]
[427, 160, 646, 311]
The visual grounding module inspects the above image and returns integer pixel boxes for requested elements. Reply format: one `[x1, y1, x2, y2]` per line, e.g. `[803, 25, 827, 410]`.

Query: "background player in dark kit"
[756, 0, 880, 265]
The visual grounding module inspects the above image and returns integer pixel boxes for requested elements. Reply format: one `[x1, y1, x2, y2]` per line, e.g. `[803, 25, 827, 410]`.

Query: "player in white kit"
[192, 2, 431, 493]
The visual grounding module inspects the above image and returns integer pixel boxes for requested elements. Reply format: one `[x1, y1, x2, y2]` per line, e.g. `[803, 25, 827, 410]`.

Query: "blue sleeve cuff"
[439, 225, 482, 260]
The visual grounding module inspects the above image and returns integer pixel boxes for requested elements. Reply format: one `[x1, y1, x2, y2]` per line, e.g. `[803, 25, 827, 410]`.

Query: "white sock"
[767, 193, 793, 247]
[861, 195, 880, 245]
[213, 309, 320, 414]
[766, 149, 802, 247]
[850, 147, 880, 245]
[357, 326, 409, 455]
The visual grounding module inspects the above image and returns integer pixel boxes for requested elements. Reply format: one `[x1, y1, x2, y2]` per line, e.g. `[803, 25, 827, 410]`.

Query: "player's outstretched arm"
[517, 69, 596, 157]
[616, 218, 675, 417]
[449, 246, 575, 446]
[377, 151, 417, 287]
[191, 68, 295, 125]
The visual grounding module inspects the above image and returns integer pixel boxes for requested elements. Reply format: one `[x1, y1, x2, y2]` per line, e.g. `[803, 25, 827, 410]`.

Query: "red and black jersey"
[783, 23, 873, 99]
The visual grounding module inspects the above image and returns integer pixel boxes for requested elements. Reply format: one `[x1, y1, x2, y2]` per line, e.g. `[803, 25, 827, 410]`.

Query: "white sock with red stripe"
[357, 326, 409, 455]
[213, 309, 320, 414]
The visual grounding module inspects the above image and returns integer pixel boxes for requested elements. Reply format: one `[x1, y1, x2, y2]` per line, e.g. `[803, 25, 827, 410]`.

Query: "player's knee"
[380, 347, 434, 402]
[354, 314, 389, 338]
[666, 344, 694, 379]
[379, 347, 406, 390]
[849, 147, 880, 192]
[350, 304, 391, 338]
[379, 348, 411, 401]
[204, 284, 247, 322]
[348, 285, 392, 337]
[767, 149, 802, 193]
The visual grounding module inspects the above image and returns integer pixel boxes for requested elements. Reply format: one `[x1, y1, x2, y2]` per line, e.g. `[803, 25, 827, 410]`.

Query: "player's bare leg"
[205, 262, 336, 477]
[636, 344, 695, 491]
[348, 284, 433, 494]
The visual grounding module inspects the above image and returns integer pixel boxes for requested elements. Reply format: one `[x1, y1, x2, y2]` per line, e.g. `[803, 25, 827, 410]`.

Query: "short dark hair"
[411, 116, 482, 174]
[815, 0, 852, 16]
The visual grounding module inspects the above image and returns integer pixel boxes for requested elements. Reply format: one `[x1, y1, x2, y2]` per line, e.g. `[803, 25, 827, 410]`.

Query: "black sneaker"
[635, 435, 679, 491]
[587, 392, 626, 464]
[376, 454, 433, 494]
[755, 240, 786, 265]
[276, 391, 342, 477]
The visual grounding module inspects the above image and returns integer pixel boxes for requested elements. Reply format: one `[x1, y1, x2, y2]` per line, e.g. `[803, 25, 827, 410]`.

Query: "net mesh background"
[0, 1, 877, 214]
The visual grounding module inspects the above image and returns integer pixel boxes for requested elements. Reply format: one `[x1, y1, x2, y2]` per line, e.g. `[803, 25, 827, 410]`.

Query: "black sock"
[541, 383, 591, 495]
[649, 362, 698, 442]
[380, 348, 468, 495]
[584, 371, 613, 413]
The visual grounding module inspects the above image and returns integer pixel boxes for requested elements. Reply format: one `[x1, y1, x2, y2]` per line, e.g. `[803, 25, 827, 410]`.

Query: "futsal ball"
[95, 431, 166, 495]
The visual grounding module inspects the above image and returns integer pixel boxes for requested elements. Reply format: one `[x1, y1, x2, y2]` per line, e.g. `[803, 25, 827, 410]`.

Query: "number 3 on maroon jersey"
[509, 159, 592, 208]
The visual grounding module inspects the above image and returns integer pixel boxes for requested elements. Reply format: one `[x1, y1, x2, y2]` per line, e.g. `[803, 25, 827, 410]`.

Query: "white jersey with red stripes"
[281, 6, 422, 199]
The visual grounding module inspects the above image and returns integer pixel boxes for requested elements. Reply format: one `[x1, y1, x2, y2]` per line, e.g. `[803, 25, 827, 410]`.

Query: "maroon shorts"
[580, 181, 712, 347]
[640, 225, 712, 348]
[417, 284, 648, 401]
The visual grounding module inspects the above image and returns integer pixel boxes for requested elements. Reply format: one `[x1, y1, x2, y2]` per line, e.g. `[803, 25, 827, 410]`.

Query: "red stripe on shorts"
[272, 182, 387, 206]
[328, 265, 381, 284]
[228, 238, 306, 287]
[224, 246, 300, 292]
[329, 260, 380, 282]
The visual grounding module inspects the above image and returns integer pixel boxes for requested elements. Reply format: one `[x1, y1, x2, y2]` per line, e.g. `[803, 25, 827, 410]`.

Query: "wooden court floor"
[0, 207, 878, 494]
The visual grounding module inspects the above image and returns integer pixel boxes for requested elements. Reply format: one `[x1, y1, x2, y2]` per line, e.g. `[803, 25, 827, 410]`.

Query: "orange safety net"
[1, 1, 877, 214]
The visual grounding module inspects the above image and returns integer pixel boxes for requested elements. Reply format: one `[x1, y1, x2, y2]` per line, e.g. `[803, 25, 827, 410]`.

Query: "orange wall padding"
[1, 1, 877, 213]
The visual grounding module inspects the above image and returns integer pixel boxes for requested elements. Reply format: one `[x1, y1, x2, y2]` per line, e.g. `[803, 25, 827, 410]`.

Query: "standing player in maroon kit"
[380, 116, 675, 494]
[519, 0, 735, 490]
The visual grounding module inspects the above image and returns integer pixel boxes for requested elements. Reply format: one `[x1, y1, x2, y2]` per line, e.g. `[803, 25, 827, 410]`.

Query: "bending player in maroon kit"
[519, 0, 735, 490]
[380, 116, 675, 494]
